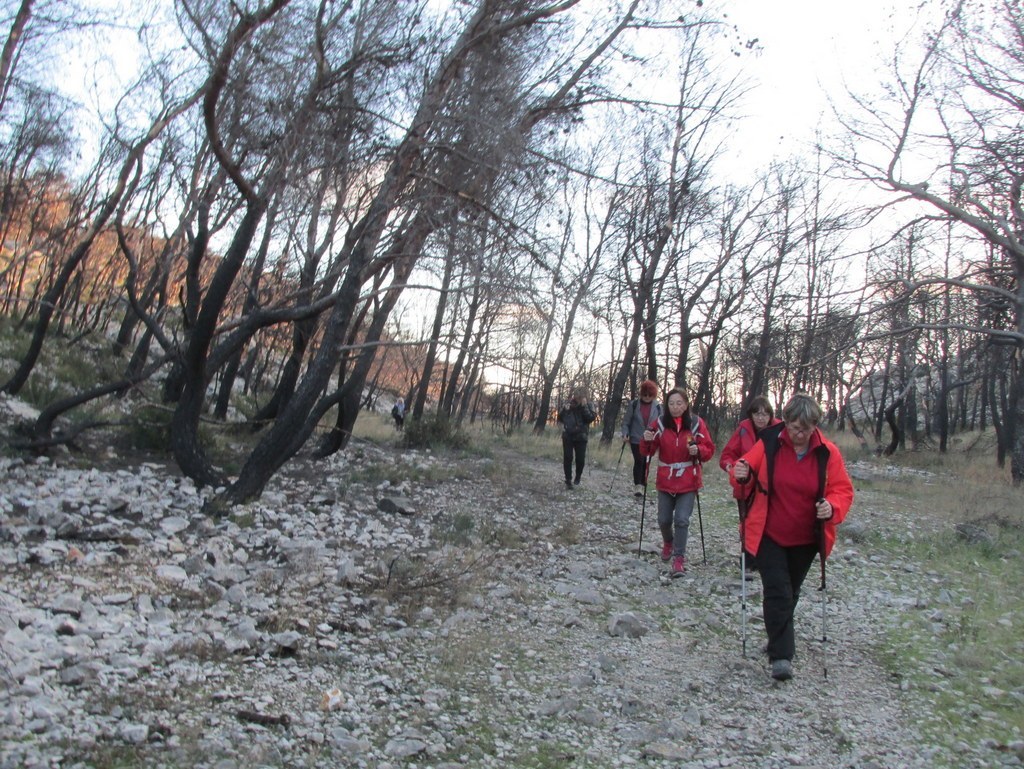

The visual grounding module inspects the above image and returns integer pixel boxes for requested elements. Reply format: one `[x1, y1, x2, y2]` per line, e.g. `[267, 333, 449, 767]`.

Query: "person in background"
[391, 397, 405, 430]
[731, 392, 854, 681]
[719, 395, 782, 573]
[557, 388, 597, 489]
[640, 388, 715, 577]
[621, 379, 662, 498]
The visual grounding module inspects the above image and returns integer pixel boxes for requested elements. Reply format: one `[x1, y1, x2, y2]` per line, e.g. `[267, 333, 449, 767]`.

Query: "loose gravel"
[1, 438, 1021, 769]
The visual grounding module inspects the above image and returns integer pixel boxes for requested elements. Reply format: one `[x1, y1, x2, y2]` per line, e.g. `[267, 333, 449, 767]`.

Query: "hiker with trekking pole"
[720, 396, 782, 576]
[730, 392, 854, 681]
[620, 379, 662, 498]
[640, 387, 715, 578]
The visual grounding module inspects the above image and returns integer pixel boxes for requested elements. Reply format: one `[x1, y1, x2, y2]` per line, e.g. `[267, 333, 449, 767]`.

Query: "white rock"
[155, 565, 188, 583]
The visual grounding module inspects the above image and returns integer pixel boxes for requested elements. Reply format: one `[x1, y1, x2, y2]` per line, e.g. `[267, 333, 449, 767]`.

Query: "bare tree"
[832, 0, 1024, 480]
[531, 168, 612, 433]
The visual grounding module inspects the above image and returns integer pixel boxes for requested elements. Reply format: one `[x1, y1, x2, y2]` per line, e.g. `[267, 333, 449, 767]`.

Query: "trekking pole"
[695, 490, 706, 565]
[608, 440, 626, 492]
[690, 439, 707, 566]
[816, 507, 828, 680]
[637, 455, 651, 557]
[739, 498, 748, 658]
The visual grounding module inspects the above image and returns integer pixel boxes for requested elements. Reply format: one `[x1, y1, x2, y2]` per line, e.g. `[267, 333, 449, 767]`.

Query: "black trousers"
[562, 436, 588, 482]
[757, 535, 819, 662]
[630, 442, 647, 485]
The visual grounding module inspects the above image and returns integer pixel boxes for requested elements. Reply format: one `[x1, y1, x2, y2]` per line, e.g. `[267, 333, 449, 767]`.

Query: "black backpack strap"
[815, 444, 829, 501]
[813, 440, 831, 588]
[760, 423, 828, 500]
[759, 422, 785, 498]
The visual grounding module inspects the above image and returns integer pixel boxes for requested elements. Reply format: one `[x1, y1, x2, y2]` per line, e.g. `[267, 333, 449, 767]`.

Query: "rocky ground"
[1, 422, 1022, 769]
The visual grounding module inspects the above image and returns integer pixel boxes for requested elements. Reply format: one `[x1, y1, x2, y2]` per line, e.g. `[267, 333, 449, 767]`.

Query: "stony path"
[0, 440, 1014, 768]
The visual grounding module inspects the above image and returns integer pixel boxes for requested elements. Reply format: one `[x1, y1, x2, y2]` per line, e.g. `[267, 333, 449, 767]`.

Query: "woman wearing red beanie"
[620, 380, 662, 497]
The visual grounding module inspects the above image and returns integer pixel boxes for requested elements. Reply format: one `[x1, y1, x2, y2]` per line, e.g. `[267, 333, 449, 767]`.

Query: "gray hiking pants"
[657, 490, 695, 558]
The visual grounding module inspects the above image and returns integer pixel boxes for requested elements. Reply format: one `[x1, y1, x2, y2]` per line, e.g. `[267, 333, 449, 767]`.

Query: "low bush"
[121, 404, 173, 452]
[402, 412, 470, 450]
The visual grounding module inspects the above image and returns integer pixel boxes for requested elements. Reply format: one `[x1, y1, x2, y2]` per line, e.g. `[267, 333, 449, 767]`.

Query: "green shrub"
[439, 511, 476, 546]
[122, 404, 173, 452]
[402, 412, 470, 450]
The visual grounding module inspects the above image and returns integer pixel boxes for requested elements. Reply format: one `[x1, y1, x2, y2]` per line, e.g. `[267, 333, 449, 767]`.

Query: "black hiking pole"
[690, 439, 707, 565]
[637, 455, 651, 557]
[608, 440, 627, 492]
[816, 506, 828, 680]
[694, 489, 706, 565]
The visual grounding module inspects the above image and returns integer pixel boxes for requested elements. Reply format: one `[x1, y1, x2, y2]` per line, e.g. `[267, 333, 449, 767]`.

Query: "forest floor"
[1, 418, 1022, 768]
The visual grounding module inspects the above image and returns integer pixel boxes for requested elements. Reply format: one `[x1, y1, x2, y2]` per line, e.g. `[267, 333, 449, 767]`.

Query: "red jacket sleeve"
[639, 420, 660, 457]
[719, 425, 746, 471]
[695, 418, 715, 464]
[823, 444, 854, 525]
[729, 439, 763, 496]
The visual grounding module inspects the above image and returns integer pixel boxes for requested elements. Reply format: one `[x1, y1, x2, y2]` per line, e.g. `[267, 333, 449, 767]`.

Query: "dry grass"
[350, 409, 406, 445]
[850, 437, 1024, 757]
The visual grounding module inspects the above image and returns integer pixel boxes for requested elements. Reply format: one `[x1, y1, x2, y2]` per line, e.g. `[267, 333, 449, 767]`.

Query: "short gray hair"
[782, 392, 822, 426]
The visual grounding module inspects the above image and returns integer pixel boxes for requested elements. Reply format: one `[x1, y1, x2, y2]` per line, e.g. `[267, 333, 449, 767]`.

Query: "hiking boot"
[565, 480, 573, 490]
[671, 555, 686, 577]
[634, 484, 644, 498]
[771, 659, 793, 681]
[573, 476, 582, 486]
[661, 541, 673, 561]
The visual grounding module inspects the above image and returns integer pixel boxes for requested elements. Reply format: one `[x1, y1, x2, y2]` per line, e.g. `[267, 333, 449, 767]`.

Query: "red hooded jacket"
[640, 412, 716, 494]
[720, 416, 783, 499]
[719, 417, 783, 470]
[730, 424, 853, 557]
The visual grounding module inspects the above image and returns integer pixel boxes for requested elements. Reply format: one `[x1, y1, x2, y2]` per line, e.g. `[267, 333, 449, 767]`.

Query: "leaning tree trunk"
[214, 200, 278, 419]
[1009, 352, 1024, 485]
[315, 222, 424, 457]
[1, 90, 201, 395]
[533, 263, 597, 435]
[171, 203, 266, 488]
[841, 403, 871, 453]
[883, 399, 902, 457]
[882, 368, 919, 457]
[412, 238, 455, 421]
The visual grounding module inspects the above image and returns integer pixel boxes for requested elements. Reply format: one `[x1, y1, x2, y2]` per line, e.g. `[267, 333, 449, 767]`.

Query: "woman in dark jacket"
[557, 389, 597, 489]
[640, 388, 715, 577]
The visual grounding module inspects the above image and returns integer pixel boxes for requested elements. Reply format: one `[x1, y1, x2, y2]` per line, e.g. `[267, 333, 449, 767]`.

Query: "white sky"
[67, 1, 930, 179]
[717, 0, 926, 172]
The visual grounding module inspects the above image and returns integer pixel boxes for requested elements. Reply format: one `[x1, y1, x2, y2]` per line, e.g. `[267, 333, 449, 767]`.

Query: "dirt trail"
[0, 439, 971, 768]
[427, 443, 941, 768]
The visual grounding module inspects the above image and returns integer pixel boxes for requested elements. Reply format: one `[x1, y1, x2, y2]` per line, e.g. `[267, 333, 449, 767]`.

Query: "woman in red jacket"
[731, 393, 854, 681]
[640, 388, 716, 577]
[719, 396, 782, 573]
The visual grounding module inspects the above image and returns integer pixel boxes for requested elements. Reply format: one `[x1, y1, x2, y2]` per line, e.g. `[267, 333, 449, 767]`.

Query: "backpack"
[561, 406, 585, 437]
[629, 398, 662, 430]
